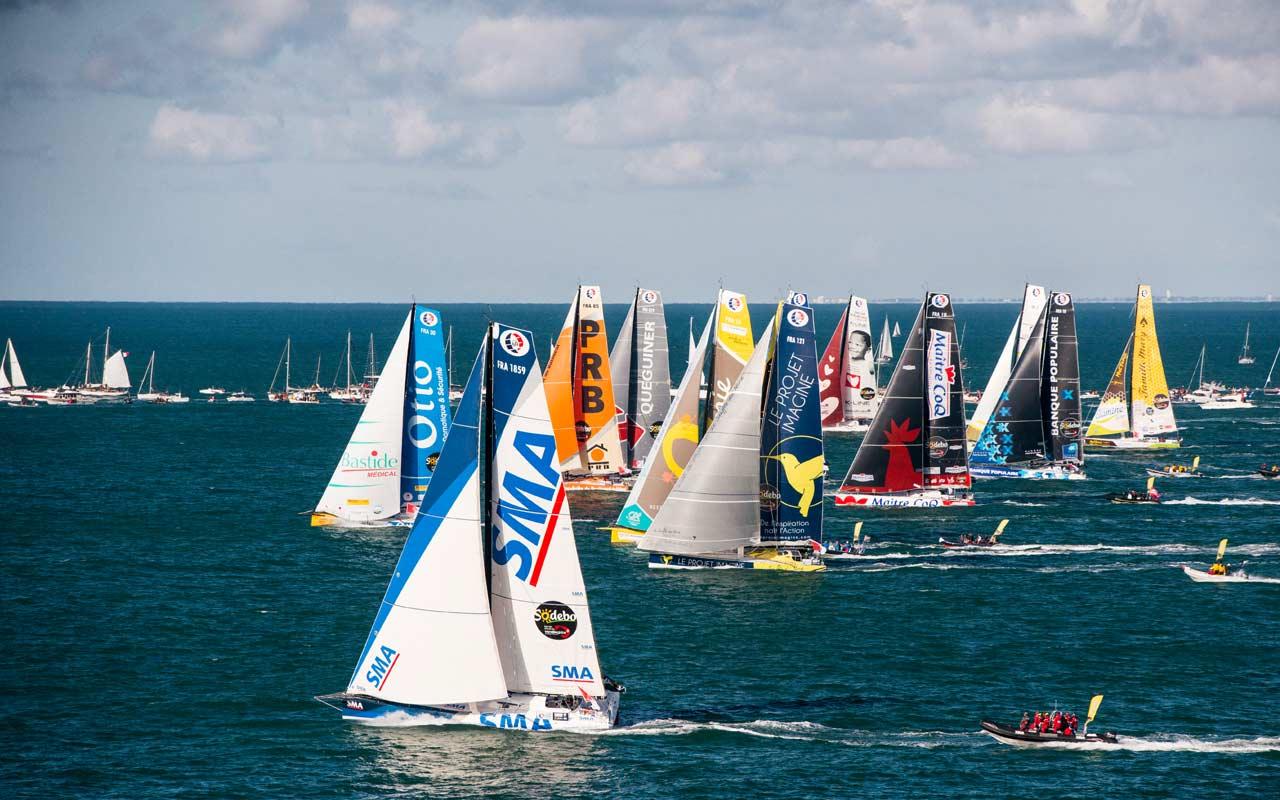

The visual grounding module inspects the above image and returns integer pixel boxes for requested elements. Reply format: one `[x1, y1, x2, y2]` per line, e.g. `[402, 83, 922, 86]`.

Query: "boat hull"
[970, 464, 1085, 480]
[309, 512, 413, 528]
[1105, 494, 1160, 505]
[1144, 469, 1202, 479]
[563, 475, 635, 493]
[1086, 436, 1180, 450]
[981, 720, 1117, 747]
[822, 419, 871, 434]
[833, 491, 975, 508]
[647, 550, 825, 572]
[316, 690, 620, 731]
[602, 526, 643, 545]
[1181, 565, 1262, 583]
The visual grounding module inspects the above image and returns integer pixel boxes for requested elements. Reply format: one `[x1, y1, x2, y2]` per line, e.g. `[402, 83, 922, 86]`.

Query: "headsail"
[544, 304, 579, 470]
[401, 306, 452, 515]
[345, 336, 508, 706]
[103, 351, 130, 389]
[971, 305, 1047, 466]
[4, 340, 26, 388]
[704, 289, 753, 429]
[760, 301, 823, 545]
[315, 313, 412, 522]
[639, 320, 774, 556]
[1129, 285, 1177, 438]
[967, 284, 1046, 445]
[487, 323, 605, 697]
[614, 317, 712, 534]
[1086, 336, 1132, 438]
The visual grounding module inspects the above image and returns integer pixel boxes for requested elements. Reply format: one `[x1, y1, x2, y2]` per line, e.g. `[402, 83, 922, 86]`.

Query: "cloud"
[624, 141, 724, 186]
[207, 0, 311, 60]
[975, 95, 1161, 154]
[1061, 55, 1280, 117]
[346, 1, 402, 37]
[307, 102, 521, 165]
[453, 15, 623, 103]
[147, 105, 277, 162]
[387, 101, 463, 157]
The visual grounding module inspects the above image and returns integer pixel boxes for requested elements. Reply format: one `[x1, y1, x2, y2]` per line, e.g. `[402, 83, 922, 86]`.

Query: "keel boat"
[819, 295, 880, 433]
[316, 323, 622, 730]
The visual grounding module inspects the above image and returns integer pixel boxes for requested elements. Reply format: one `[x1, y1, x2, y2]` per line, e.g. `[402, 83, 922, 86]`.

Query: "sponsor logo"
[1153, 393, 1170, 410]
[759, 482, 780, 511]
[927, 435, 948, 459]
[786, 308, 809, 328]
[1060, 417, 1081, 437]
[788, 290, 808, 306]
[1053, 292, 1070, 306]
[341, 449, 399, 470]
[724, 294, 745, 312]
[944, 465, 968, 474]
[551, 664, 596, 683]
[640, 289, 658, 305]
[480, 713, 552, 731]
[859, 387, 876, 400]
[426, 452, 439, 471]
[847, 472, 875, 483]
[583, 287, 597, 300]
[363, 644, 400, 689]
[345, 700, 365, 710]
[926, 329, 954, 420]
[499, 329, 530, 357]
[534, 601, 578, 640]
[854, 298, 864, 308]
[419, 310, 439, 327]
[931, 294, 950, 308]
[1139, 286, 1150, 298]
[493, 430, 565, 587]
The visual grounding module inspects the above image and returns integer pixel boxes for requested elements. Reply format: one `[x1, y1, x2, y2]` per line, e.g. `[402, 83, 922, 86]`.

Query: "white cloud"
[975, 95, 1160, 154]
[347, 1, 402, 37]
[454, 15, 621, 103]
[208, 0, 311, 60]
[386, 101, 463, 158]
[1062, 55, 1280, 116]
[624, 142, 724, 186]
[147, 105, 276, 162]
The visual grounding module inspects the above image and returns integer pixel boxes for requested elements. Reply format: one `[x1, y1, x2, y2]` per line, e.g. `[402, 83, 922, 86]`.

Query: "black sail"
[1041, 291, 1083, 464]
[922, 293, 971, 489]
[838, 301, 927, 495]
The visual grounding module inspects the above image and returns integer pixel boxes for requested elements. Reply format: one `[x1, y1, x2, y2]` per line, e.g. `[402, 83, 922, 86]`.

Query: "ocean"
[2, 299, 1279, 798]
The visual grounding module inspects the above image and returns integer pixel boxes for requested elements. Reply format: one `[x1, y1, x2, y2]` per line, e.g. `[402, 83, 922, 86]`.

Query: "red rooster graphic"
[884, 418, 922, 490]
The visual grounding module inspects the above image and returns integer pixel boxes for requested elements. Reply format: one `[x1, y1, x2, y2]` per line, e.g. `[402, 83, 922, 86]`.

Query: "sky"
[1, 0, 1278, 302]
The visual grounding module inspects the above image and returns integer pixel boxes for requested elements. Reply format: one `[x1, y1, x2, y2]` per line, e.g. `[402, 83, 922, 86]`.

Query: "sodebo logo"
[500, 330, 530, 357]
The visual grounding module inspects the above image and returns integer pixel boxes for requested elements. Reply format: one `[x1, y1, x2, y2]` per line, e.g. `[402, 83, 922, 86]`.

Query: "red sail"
[818, 307, 847, 427]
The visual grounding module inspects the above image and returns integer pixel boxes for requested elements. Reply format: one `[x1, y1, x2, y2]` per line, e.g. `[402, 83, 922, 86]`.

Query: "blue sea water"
[2, 299, 1279, 799]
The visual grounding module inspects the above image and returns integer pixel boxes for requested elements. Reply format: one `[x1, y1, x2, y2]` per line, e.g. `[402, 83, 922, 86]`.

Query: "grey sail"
[638, 320, 775, 556]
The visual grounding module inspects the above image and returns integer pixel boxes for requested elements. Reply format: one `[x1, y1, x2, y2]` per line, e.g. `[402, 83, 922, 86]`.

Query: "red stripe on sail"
[529, 484, 566, 587]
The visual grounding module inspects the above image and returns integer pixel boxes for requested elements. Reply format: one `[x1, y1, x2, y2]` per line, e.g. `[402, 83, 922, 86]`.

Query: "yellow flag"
[993, 519, 1009, 538]
[1087, 694, 1104, 723]
[1217, 538, 1229, 561]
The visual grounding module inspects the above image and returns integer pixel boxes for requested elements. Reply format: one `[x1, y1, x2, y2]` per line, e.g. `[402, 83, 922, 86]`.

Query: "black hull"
[981, 720, 1117, 745]
[1259, 470, 1280, 479]
[1105, 494, 1159, 505]
[939, 539, 995, 549]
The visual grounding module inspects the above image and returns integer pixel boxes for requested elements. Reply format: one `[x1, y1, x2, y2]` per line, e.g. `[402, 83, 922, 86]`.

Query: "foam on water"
[1165, 497, 1280, 506]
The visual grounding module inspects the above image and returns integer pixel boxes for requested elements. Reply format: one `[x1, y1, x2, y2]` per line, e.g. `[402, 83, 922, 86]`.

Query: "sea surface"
[2, 299, 1279, 799]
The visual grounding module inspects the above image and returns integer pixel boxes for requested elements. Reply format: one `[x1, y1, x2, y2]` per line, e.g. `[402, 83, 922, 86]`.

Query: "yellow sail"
[992, 519, 1009, 539]
[1086, 338, 1131, 438]
[1087, 694, 1104, 723]
[1130, 285, 1178, 438]
[706, 290, 753, 425]
[1217, 538, 1229, 561]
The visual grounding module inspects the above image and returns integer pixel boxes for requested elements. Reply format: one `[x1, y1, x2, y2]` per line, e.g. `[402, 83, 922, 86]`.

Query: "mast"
[346, 331, 353, 390]
[285, 338, 292, 390]
[103, 327, 110, 385]
[84, 341, 92, 386]
[1266, 345, 1280, 389]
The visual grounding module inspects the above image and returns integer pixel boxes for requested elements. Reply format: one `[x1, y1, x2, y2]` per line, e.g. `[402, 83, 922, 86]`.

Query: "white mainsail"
[314, 313, 411, 522]
[103, 351, 131, 389]
[3, 340, 23, 388]
[843, 296, 878, 420]
[877, 316, 893, 362]
[967, 284, 1046, 445]
[638, 320, 774, 556]
[488, 324, 605, 697]
[346, 341, 508, 706]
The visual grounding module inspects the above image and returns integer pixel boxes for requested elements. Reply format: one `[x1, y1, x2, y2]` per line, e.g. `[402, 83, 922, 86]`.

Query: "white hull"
[1197, 398, 1255, 410]
[823, 419, 871, 434]
[1182, 566, 1276, 584]
[321, 690, 620, 732]
[564, 475, 635, 493]
[833, 491, 975, 508]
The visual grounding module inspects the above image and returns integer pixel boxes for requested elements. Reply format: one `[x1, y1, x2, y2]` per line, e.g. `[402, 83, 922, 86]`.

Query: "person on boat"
[1147, 486, 1161, 502]
[1208, 561, 1228, 575]
[1051, 711, 1062, 733]
[1019, 712, 1031, 731]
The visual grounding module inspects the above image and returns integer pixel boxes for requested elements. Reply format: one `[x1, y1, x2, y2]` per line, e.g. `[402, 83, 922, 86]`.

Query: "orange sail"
[574, 286, 626, 474]
[544, 304, 579, 470]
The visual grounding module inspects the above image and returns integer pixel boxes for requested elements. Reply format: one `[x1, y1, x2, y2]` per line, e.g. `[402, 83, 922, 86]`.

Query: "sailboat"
[893, 320, 901, 337]
[675, 316, 709, 400]
[968, 291, 1084, 480]
[834, 293, 974, 507]
[329, 332, 364, 403]
[819, 295, 880, 433]
[0, 338, 31, 402]
[875, 316, 894, 365]
[136, 352, 189, 403]
[543, 286, 630, 491]
[1238, 323, 1256, 365]
[76, 327, 131, 400]
[703, 289, 755, 430]
[1174, 345, 1213, 404]
[1084, 284, 1180, 449]
[315, 322, 623, 730]
[310, 306, 451, 528]
[637, 294, 825, 571]
[607, 316, 712, 545]
[968, 285, 1046, 447]
[608, 288, 672, 471]
[267, 339, 293, 402]
[1264, 346, 1280, 396]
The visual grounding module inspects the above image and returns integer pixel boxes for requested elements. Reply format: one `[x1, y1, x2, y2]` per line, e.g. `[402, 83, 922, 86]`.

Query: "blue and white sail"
[760, 298, 824, 545]
[401, 306, 452, 515]
[487, 323, 606, 697]
[345, 339, 508, 706]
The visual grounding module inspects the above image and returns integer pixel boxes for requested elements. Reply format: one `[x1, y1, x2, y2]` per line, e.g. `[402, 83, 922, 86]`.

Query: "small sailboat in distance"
[0, 338, 31, 401]
[310, 306, 451, 528]
[876, 316, 893, 365]
[892, 320, 901, 337]
[1085, 285, 1180, 449]
[1147, 455, 1203, 478]
[136, 352, 189, 403]
[267, 339, 292, 402]
[834, 293, 974, 507]
[1265, 345, 1280, 397]
[316, 322, 622, 730]
[1238, 323, 1256, 365]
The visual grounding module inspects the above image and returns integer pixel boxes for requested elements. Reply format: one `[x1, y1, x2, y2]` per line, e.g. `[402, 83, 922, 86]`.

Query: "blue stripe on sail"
[400, 305, 452, 510]
[350, 339, 483, 684]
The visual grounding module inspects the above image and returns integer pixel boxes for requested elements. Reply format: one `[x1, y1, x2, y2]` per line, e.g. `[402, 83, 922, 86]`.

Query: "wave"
[1164, 497, 1280, 506]
[598, 719, 969, 749]
[1000, 500, 1047, 507]
[1053, 735, 1280, 753]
